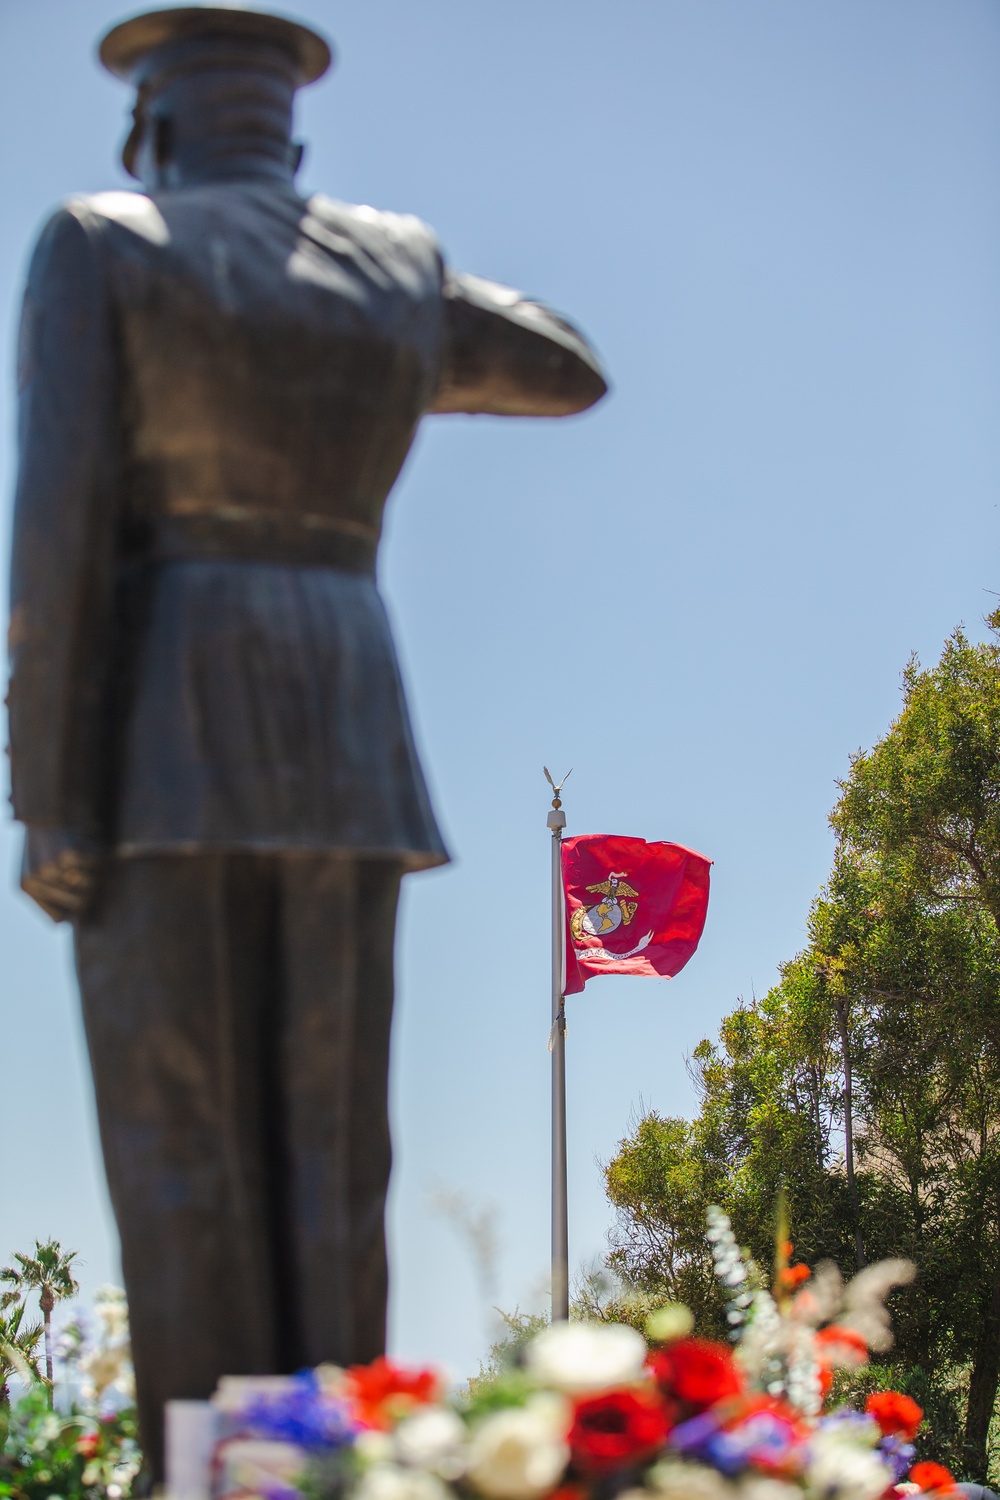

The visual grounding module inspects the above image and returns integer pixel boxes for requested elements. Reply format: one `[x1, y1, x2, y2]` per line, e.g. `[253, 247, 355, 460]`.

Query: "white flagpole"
[544, 768, 570, 1321]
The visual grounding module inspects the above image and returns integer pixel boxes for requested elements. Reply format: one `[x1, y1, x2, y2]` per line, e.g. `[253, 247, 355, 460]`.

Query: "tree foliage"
[1, 1241, 79, 1402]
[0, 1295, 42, 1405]
[832, 615, 1000, 927]
[604, 619, 1000, 1483]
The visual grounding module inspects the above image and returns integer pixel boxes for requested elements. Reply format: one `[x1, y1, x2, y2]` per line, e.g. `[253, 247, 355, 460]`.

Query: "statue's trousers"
[74, 852, 402, 1477]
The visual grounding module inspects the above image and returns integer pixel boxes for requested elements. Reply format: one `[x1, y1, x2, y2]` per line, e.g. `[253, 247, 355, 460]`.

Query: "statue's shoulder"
[25, 192, 170, 295]
[60, 190, 171, 246]
[305, 194, 442, 271]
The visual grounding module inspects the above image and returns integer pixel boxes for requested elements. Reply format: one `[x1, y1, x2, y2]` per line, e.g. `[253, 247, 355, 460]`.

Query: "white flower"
[806, 1442, 893, 1500]
[213, 1374, 296, 1412]
[839, 1260, 915, 1355]
[465, 1398, 570, 1500]
[523, 1391, 571, 1432]
[76, 1285, 135, 1412]
[394, 1406, 468, 1478]
[648, 1460, 735, 1500]
[525, 1321, 647, 1395]
[356, 1431, 396, 1466]
[813, 1419, 880, 1451]
[738, 1479, 802, 1500]
[354, 1462, 453, 1500]
[93, 1286, 130, 1344]
[79, 1346, 134, 1405]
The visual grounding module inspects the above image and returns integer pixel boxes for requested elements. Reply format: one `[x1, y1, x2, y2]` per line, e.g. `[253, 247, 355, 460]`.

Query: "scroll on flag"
[562, 833, 711, 994]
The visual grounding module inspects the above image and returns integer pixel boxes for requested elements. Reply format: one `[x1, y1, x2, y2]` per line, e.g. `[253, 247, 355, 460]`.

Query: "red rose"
[865, 1391, 923, 1441]
[76, 1433, 100, 1458]
[345, 1356, 440, 1430]
[648, 1338, 743, 1409]
[909, 1462, 957, 1494]
[569, 1388, 671, 1474]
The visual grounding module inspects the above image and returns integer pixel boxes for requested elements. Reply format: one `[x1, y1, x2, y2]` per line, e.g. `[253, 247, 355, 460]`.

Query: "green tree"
[832, 615, 1000, 931]
[832, 618, 1000, 1476]
[0, 1292, 43, 1405]
[604, 921, 976, 1466]
[604, 617, 1000, 1482]
[1, 1241, 79, 1402]
[604, 1112, 727, 1337]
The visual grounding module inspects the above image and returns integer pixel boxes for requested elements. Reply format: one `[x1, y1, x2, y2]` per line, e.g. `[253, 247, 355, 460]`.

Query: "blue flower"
[241, 1372, 357, 1452]
[879, 1435, 917, 1482]
[671, 1406, 805, 1477]
[670, 1410, 724, 1463]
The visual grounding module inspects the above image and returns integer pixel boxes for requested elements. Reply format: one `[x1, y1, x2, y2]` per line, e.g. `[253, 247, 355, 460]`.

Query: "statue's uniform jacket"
[8, 181, 600, 856]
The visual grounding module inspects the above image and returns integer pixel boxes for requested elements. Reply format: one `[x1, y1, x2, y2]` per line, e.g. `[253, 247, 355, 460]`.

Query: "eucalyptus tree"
[604, 618, 1000, 1480]
[604, 881, 994, 1472]
[832, 614, 1000, 934]
[831, 617, 1000, 1476]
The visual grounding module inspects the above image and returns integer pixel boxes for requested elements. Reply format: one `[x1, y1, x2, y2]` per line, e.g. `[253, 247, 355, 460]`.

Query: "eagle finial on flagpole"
[543, 765, 572, 810]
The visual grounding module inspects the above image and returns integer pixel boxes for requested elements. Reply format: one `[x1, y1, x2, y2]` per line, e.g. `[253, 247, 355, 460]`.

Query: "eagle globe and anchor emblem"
[542, 768, 656, 962]
[569, 872, 655, 961]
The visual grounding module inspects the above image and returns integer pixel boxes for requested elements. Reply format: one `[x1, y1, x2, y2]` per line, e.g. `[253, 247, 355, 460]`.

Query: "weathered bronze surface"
[7, 5, 606, 1474]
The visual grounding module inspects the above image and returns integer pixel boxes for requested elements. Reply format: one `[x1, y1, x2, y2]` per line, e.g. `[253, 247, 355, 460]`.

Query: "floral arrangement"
[0, 1286, 140, 1500]
[208, 1211, 961, 1500]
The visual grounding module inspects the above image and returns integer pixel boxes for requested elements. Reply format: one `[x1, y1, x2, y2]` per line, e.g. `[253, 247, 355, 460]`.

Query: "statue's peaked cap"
[99, 4, 333, 86]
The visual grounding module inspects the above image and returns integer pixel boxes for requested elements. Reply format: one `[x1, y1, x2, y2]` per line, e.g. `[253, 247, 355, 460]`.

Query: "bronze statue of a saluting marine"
[7, 4, 607, 1475]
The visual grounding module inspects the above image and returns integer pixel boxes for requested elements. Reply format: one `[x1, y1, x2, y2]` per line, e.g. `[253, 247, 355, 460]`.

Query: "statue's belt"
[123, 511, 379, 576]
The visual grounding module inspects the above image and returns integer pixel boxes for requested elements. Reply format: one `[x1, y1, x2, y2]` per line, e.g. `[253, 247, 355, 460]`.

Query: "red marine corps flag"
[541, 771, 713, 1325]
[561, 833, 711, 994]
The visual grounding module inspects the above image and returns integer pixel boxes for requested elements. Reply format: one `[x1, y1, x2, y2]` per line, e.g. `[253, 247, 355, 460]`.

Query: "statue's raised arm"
[431, 269, 608, 416]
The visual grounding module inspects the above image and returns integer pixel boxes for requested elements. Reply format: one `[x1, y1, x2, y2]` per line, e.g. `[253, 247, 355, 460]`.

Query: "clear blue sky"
[1, 0, 999, 1379]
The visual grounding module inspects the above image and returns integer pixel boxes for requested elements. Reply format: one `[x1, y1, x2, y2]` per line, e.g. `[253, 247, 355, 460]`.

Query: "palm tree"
[0, 1290, 43, 1403]
[1, 1240, 79, 1401]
